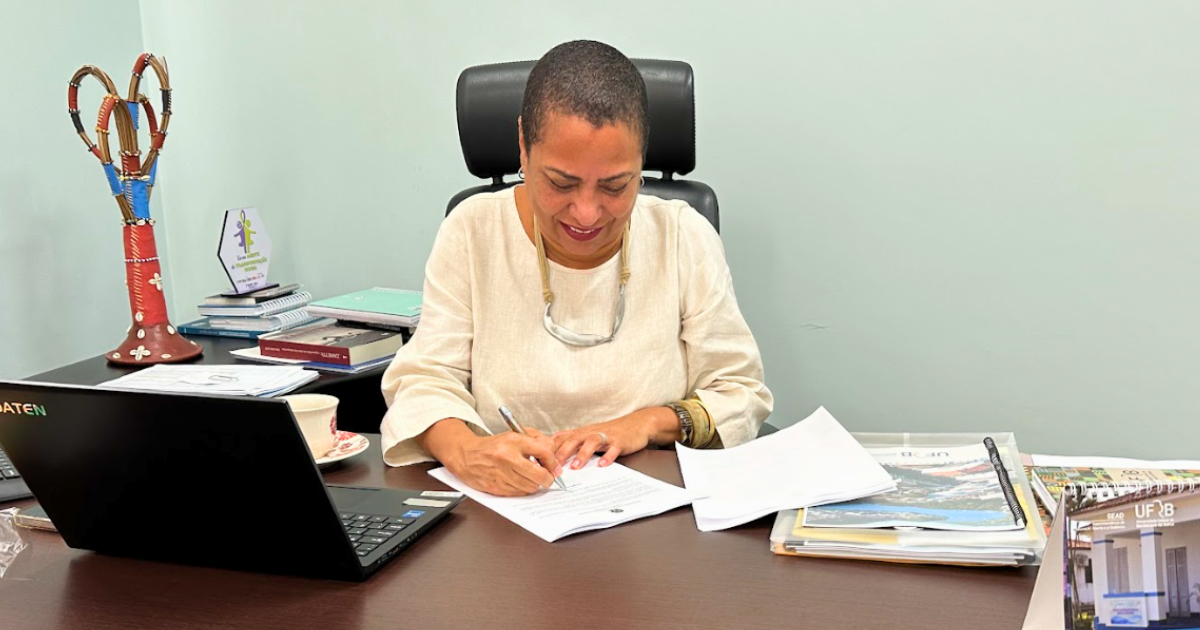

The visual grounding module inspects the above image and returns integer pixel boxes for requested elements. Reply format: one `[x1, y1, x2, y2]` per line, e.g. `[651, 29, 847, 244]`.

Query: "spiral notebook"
[197, 291, 313, 318]
[306, 287, 422, 327]
[1030, 464, 1200, 517]
[207, 309, 321, 332]
[1023, 477, 1200, 629]
[177, 312, 323, 338]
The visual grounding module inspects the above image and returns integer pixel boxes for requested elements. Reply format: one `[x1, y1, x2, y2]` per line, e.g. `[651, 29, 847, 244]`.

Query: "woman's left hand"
[552, 407, 678, 468]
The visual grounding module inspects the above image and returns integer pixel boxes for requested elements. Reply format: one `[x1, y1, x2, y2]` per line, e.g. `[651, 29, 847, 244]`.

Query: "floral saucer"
[315, 431, 370, 468]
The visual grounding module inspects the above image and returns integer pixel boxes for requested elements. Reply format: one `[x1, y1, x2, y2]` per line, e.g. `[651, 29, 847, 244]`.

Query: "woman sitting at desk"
[381, 40, 773, 496]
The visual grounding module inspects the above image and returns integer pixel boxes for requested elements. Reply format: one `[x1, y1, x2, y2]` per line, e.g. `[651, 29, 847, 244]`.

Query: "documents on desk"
[769, 432, 1047, 566]
[677, 407, 896, 531]
[100, 364, 319, 397]
[770, 510, 1040, 566]
[428, 458, 694, 542]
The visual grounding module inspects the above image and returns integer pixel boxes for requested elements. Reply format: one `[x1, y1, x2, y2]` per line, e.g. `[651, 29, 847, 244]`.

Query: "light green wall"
[10, 1, 1200, 458]
[0, 0, 153, 379]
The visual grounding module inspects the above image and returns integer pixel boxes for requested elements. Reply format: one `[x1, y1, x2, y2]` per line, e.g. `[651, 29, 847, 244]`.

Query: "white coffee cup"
[282, 393, 339, 458]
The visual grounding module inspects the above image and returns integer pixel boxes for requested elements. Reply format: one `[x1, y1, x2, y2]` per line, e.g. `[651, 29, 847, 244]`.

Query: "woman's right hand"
[445, 429, 562, 497]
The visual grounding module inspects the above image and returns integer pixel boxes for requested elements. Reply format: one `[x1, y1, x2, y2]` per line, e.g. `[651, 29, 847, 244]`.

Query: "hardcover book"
[258, 321, 403, 366]
[307, 288, 421, 327]
[197, 291, 313, 318]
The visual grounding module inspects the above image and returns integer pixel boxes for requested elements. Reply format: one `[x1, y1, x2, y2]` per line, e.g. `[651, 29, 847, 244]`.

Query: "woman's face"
[518, 112, 642, 266]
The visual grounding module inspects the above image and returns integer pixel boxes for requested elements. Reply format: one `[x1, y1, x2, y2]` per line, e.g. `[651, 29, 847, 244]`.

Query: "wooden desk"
[0, 437, 1036, 630]
[28, 336, 390, 434]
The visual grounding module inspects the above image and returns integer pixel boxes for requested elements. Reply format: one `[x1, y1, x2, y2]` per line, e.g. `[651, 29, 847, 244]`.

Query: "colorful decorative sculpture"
[68, 53, 202, 365]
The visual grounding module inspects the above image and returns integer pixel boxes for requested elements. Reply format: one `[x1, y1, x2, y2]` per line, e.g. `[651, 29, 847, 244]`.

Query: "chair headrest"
[456, 59, 696, 181]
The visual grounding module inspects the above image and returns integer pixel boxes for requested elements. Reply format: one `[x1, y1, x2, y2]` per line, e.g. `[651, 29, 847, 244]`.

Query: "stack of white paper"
[677, 406, 895, 531]
[100, 364, 319, 397]
[429, 458, 695, 542]
[770, 509, 1037, 566]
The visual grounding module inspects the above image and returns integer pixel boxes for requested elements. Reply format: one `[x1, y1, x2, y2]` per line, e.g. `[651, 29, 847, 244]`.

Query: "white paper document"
[677, 406, 896, 532]
[428, 459, 694, 542]
[100, 364, 319, 397]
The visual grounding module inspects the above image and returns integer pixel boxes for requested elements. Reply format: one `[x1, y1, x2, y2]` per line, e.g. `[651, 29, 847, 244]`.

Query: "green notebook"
[308, 287, 422, 321]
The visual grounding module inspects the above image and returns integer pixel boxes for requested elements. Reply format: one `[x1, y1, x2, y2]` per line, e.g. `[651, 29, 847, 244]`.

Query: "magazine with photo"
[803, 442, 1024, 531]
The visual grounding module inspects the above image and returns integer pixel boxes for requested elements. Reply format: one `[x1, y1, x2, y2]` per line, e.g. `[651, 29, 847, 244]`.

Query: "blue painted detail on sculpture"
[148, 159, 158, 186]
[127, 101, 140, 130]
[103, 162, 122, 197]
[126, 178, 151, 219]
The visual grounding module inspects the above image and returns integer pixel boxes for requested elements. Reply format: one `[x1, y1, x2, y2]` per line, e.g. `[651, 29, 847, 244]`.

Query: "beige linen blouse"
[381, 187, 773, 466]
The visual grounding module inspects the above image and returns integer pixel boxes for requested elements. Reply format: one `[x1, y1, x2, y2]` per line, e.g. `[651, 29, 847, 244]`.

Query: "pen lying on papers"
[498, 405, 569, 492]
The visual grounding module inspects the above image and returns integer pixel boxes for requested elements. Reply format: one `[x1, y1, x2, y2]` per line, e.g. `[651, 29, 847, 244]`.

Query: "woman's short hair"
[521, 40, 649, 155]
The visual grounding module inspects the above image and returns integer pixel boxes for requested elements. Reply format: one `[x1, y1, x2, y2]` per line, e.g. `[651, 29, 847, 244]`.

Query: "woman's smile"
[561, 221, 604, 242]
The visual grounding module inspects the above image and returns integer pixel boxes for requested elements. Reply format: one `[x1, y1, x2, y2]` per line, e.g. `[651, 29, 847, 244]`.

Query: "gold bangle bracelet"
[677, 396, 719, 449]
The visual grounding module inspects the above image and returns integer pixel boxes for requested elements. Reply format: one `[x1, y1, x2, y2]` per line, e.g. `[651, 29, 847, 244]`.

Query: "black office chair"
[447, 59, 719, 233]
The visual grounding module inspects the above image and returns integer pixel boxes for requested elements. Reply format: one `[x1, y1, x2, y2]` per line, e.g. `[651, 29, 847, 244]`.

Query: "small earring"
[640, 176, 645, 186]
[518, 167, 526, 180]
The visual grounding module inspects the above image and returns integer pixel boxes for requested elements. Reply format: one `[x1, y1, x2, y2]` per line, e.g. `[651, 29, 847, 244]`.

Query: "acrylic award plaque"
[218, 207, 275, 295]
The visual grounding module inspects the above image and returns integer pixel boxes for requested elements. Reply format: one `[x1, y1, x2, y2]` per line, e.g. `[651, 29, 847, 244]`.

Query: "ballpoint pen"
[498, 405, 569, 492]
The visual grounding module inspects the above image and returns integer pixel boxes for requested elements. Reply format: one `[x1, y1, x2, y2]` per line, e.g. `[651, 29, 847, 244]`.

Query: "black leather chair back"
[448, 59, 719, 233]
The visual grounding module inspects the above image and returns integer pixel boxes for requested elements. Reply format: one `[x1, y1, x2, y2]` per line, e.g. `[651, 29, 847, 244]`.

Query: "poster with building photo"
[1063, 482, 1200, 630]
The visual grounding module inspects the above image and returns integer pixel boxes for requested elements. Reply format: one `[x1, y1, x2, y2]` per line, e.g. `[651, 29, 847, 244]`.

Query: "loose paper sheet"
[429, 458, 694, 542]
[677, 406, 896, 531]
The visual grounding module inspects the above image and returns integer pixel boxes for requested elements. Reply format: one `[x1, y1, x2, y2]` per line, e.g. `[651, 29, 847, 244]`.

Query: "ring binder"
[1062, 478, 1200, 495]
[197, 291, 313, 318]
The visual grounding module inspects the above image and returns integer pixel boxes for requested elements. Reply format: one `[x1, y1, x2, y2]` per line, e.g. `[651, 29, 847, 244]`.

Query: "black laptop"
[0, 380, 462, 581]
[0, 445, 32, 503]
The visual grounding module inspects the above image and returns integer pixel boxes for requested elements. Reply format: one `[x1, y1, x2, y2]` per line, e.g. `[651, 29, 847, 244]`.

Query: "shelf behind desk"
[28, 336, 389, 435]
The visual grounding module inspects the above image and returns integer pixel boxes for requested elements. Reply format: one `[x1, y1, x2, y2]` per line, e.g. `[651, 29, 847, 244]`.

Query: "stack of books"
[770, 432, 1047, 567]
[179, 284, 320, 339]
[227, 286, 419, 373]
[231, 320, 404, 373]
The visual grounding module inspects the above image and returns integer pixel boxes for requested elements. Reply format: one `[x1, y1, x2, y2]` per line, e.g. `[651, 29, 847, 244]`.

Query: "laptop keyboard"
[0, 448, 20, 481]
[339, 512, 415, 556]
